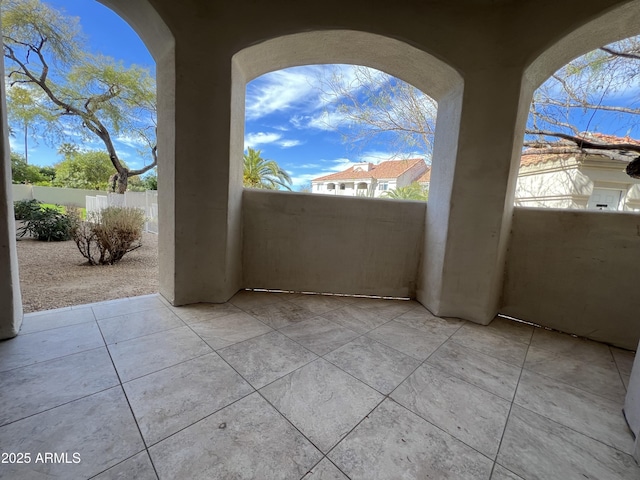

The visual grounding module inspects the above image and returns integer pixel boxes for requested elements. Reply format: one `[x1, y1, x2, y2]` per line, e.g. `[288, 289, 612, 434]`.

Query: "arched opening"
[516, 36, 640, 211]
[501, 0, 640, 350]
[0, 0, 174, 337]
[243, 63, 436, 199]
[233, 31, 462, 298]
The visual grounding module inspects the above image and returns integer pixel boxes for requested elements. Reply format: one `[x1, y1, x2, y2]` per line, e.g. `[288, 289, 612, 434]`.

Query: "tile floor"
[0, 290, 638, 479]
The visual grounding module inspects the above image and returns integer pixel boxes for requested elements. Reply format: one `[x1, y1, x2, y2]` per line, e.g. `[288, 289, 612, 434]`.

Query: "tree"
[6, 84, 54, 163]
[243, 147, 292, 190]
[2, 0, 157, 193]
[317, 65, 437, 159]
[382, 182, 428, 201]
[127, 170, 157, 191]
[317, 40, 640, 178]
[524, 37, 640, 177]
[10, 152, 47, 183]
[298, 182, 312, 193]
[54, 150, 115, 190]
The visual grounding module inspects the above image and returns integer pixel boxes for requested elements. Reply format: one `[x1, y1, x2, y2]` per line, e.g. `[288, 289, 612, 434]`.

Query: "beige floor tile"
[330, 399, 493, 480]
[0, 322, 104, 372]
[515, 369, 635, 454]
[427, 340, 521, 400]
[189, 311, 272, 349]
[218, 331, 317, 388]
[325, 336, 420, 394]
[150, 393, 321, 479]
[124, 352, 253, 445]
[0, 387, 144, 479]
[107, 326, 212, 382]
[498, 405, 640, 480]
[392, 363, 511, 458]
[98, 307, 184, 344]
[20, 307, 96, 334]
[279, 317, 360, 355]
[524, 345, 626, 402]
[261, 359, 383, 453]
[367, 320, 450, 360]
[0, 347, 118, 426]
[92, 451, 157, 480]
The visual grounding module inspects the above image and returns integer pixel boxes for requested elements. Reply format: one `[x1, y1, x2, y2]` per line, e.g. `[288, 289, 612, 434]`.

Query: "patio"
[0, 290, 637, 479]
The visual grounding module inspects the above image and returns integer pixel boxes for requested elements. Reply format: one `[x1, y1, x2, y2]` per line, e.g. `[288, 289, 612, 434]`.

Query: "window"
[378, 182, 388, 191]
[327, 183, 335, 190]
[340, 183, 346, 190]
[357, 182, 367, 190]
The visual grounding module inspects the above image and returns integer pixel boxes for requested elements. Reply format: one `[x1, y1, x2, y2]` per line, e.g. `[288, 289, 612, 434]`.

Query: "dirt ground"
[16, 230, 159, 313]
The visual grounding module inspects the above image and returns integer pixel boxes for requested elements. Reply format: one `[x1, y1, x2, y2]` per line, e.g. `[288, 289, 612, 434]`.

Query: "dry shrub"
[71, 207, 145, 265]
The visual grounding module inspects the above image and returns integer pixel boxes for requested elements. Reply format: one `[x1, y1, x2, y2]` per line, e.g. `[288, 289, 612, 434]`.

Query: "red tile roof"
[521, 133, 640, 166]
[313, 159, 427, 182]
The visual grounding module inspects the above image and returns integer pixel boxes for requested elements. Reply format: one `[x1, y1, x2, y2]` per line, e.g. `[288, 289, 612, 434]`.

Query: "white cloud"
[290, 172, 324, 186]
[115, 133, 147, 149]
[328, 157, 358, 172]
[278, 139, 302, 148]
[244, 132, 282, 149]
[245, 67, 321, 121]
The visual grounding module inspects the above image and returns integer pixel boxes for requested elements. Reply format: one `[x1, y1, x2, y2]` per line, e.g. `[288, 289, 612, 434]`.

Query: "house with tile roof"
[516, 134, 640, 211]
[311, 158, 428, 198]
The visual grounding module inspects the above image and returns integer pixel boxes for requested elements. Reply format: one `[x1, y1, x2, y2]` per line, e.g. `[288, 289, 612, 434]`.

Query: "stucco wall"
[501, 207, 640, 349]
[242, 189, 425, 298]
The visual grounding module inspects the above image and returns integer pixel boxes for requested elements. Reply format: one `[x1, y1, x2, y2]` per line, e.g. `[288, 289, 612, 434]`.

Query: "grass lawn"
[38, 203, 87, 219]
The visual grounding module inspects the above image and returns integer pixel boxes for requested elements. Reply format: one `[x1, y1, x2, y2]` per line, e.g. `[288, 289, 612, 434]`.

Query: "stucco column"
[417, 67, 531, 324]
[158, 47, 243, 305]
[0, 38, 23, 339]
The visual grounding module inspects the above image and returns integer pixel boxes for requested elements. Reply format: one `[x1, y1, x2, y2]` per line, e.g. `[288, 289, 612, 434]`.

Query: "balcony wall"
[501, 207, 640, 350]
[242, 189, 425, 298]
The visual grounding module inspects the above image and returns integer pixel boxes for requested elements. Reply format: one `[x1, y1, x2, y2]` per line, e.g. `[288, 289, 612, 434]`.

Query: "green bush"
[71, 207, 145, 265]
[17, 206, 75, 241]
[13, 199, 42, 220]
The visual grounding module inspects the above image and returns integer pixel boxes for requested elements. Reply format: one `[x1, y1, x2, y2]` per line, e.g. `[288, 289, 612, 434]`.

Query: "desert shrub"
[71, 207, 145, 265]
[17, 206, 75, 241]
[13, 199, 42, 220]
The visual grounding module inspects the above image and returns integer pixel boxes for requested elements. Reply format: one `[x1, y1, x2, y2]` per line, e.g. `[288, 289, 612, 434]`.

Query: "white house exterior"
[516, 146, 640, 212]
[312, 159, 428, 198]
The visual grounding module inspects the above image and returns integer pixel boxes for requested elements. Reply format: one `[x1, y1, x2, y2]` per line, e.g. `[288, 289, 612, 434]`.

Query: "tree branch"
[525, 129, 640, 153]
[600, 46, 640, 61]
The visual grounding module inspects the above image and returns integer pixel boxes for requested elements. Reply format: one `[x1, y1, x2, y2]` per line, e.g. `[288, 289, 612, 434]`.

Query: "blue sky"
[8, 1, 640, 189]
[7, 0, 158, 173]
[7, 0, 425, 189]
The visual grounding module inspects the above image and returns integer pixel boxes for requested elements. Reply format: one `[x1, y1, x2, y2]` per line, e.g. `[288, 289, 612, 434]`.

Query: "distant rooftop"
[313, 159, 426, 182]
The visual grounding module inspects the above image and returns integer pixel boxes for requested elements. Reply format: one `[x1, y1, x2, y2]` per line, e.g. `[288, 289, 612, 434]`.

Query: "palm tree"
[243, 147, 292, 190]
[382, 182, 428, 201]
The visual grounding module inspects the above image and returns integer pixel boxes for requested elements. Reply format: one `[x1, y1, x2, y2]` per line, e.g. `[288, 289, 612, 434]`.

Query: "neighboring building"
[416, 168, 431, 191]
[311, 158, 428, 198]
[516, 135, 640, 211]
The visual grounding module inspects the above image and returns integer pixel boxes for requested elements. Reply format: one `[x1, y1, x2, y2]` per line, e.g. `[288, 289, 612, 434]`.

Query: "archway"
[0, 0, 174, 339]
[232, 30, 463, 298]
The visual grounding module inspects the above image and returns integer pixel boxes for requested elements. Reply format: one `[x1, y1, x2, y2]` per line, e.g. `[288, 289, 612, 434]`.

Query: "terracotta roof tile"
[313, 159, 426, 182]
[521, 133, 640, 166]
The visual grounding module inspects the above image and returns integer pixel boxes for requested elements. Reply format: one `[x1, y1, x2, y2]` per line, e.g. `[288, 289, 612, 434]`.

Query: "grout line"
[86, 449, 149, 479]
[489, 337, 532, 478]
